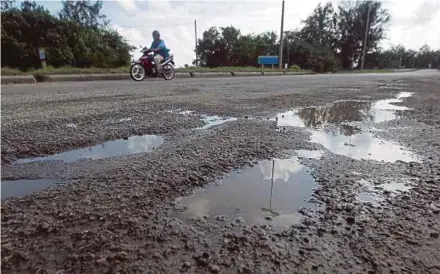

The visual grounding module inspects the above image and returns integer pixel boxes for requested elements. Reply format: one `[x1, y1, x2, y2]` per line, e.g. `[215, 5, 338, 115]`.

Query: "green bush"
[1, 1, 134, 70]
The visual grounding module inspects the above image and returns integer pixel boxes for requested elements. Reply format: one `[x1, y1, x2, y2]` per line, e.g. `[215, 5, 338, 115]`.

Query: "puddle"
[14, 135, 164, 164]
[274, 92, 420, 163]
[118, 117, 132, 122]
[197, 115, 238, 130]
[164, 111, 238, 130]
[378, 83, 410, 90]
[358, 191, 380, 204]
[295, 149, 324, 159]
[66, 123, 77, 128]
[357, 178, 413, 204]
[375, 182, 412, 193]
[176, 157, 317, 229]
[274, 100, 372, 128]
[165, 109, 195, 115]
[1, 179, 63, 200]
[310, 128, 418, 162]
[370, 92, 413, 123]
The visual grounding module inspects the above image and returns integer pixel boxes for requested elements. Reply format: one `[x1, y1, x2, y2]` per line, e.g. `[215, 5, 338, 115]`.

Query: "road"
[1, 70, 440, 273]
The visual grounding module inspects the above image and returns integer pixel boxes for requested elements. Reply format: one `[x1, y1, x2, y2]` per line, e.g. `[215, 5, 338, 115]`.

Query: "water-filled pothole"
[165, 109, 238, 130]
[176, 157, 318, 229]
[1, 179, 63, 200]
[14, 134, 164, 164]
[274, 92, 420, 162]
[357, 178, 413, 205]
[197, 115, 238, 130]
[310, 128, 417, 162]
[370, 92, 412, 123]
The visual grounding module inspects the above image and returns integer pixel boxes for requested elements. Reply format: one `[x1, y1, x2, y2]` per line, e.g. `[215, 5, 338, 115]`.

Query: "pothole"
[66, 123, 77, 128]
[196, 115, 238, 130]
[370, 92, 413, 123]
[165, 109, 238, 130]
[1, 179, 63, 200]
[118, 117, 132, 122]
[273, 92, 420, 163]
[175, 157, 318, 230]
[165, 109, 195, 115]
[357, 178, 414, 205]
[310, 127, 418, 162]
[14, 134, 164, 164]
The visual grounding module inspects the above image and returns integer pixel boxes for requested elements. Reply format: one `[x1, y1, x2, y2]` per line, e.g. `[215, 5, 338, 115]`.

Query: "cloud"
[413, 0, 440, 26]
[115, 0, 137, 14]
[112, 0, 440, 67]
[381, 0, 440, 50]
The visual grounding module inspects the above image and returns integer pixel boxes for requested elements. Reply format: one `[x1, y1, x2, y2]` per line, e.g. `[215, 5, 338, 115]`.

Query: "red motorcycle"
[130, 47, 176, 81]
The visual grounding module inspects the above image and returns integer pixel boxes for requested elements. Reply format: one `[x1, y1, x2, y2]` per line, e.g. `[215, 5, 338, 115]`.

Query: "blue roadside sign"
[258, 56, 279, 65]
[39, 48, 46, 60]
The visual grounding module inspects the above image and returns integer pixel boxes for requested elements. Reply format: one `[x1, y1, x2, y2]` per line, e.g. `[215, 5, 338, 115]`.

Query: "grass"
[1, 65, 310, 76]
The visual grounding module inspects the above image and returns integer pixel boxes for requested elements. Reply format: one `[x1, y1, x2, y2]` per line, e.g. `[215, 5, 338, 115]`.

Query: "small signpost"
[258, 56, 279, 70]
[39, 47, 46, 70]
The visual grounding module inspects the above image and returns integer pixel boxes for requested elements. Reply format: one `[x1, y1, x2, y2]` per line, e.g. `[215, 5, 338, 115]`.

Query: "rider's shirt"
[150, 39, 169, 58]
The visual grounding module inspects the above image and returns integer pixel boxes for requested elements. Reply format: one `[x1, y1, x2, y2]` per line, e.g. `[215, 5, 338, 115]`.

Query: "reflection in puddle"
[310, 128, 417, 162]
[297, 100, 372, 128]
[176, 158, 317, 229]
[1, 179, 63, 200]
[197, 115, 238, 130]
[274, 92, 419, 162]
[14, 135, 164, 164]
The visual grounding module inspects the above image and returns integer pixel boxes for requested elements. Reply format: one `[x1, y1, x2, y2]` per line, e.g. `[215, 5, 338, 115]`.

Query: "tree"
[336, 1, 390, 69]
[1, 0, 133, 69]
[1, 0, 15, 11]
[299, 2, 337, 47]
[59, 0, 108, 29]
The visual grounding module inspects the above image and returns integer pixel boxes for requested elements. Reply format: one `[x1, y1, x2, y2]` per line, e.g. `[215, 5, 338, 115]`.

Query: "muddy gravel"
[1, 70, 440, 273]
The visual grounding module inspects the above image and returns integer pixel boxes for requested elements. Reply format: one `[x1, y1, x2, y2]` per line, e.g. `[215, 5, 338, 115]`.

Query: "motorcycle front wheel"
[130, 63, 146, 81]
[162, 64, 175, 80]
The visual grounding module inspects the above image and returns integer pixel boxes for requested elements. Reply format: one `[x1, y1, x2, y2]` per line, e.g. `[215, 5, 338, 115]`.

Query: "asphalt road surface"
[2, 70, 440, 273]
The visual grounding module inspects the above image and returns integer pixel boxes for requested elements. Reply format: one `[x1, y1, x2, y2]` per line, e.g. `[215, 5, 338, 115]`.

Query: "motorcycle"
[130, 47, 176, 81]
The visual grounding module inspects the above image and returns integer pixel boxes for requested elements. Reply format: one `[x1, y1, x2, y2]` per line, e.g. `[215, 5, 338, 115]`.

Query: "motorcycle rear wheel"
[162, 64, 175, 80]
[130, 63, 146, 81]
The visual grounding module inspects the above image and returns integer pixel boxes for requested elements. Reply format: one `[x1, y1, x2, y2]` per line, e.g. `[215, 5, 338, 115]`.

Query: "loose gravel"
[1, 72, 440, 273]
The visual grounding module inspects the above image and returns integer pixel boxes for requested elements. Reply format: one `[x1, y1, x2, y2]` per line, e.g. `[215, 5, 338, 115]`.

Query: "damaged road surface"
[2, 70, 440, 273]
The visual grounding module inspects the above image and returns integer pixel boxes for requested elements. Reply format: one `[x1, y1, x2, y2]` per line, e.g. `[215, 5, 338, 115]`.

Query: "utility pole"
[279, 0, 285, 69]
[360, 2, 371, 70]
[194, 19, 198, 67]
[287, 38, 290, 68]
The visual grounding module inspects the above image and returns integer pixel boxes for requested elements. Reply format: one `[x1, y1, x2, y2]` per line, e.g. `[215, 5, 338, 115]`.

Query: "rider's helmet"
[152, 30, 160, 40]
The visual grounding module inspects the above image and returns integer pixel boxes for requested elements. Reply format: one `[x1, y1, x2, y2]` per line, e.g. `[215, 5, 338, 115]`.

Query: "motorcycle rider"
[150, 30, 169, 76]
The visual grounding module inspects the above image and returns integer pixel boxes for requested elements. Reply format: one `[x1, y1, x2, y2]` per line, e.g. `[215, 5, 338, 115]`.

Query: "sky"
[21, 0, 440, 67]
